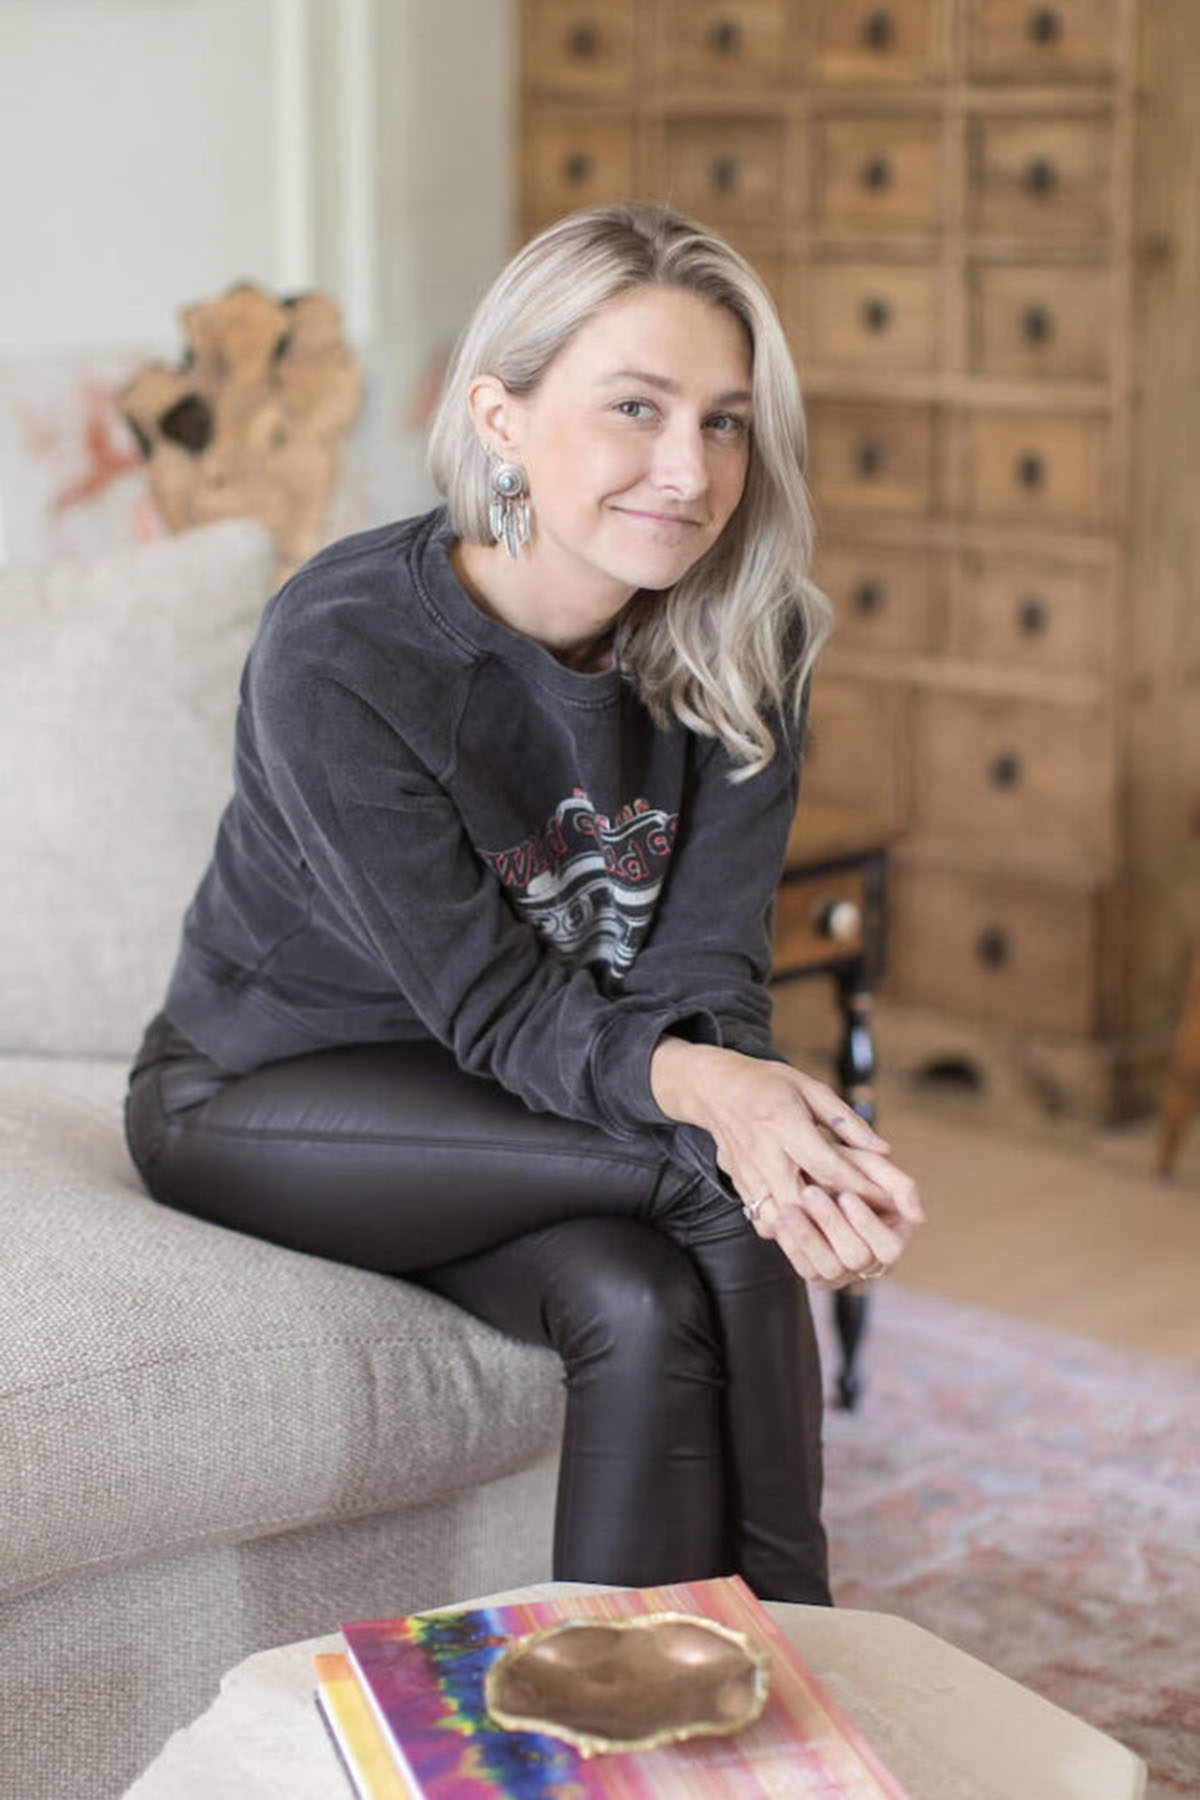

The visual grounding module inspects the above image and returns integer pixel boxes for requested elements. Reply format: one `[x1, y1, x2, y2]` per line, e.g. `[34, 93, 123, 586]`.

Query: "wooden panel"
[653, 0, 787, 86]
[968, 116, 1113, 240]
[813, 115, 943, 235]
[801, 674, 907, 818]
[806, 0, 945, 84]
[962, 408, 1114, 528]
[950, 552, 1112, 675]
[808, 400, 937, 516]
[887, 864, 1098, 1032]
[661, 116, 785, 228]
[969, 263, 1112, 381]
[799, 260, 941, 372]
[816, 540, 939, 653]
[911, 688, 1111, 862]
[1123, 0, 1200, 1052]
[523, 0, 638, 97]
[773, 866, 867, 971]
[521, 114, 637, 229]
[966, 0, 1119, 83]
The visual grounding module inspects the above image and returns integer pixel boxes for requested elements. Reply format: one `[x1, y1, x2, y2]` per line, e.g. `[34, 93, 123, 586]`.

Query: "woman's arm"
[614, 682, 923, 1282]
[249, 654, 723, 1140]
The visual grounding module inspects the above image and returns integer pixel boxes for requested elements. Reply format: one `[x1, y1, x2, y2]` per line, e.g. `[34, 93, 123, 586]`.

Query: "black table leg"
[830, 968, 879, 1411]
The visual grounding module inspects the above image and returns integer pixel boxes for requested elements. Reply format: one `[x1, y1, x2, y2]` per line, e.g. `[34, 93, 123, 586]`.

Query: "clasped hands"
[649, 1039, 925, 1290]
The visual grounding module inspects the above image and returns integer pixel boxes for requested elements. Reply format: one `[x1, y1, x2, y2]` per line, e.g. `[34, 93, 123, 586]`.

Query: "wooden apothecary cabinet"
[516, 0, 1200, 1123]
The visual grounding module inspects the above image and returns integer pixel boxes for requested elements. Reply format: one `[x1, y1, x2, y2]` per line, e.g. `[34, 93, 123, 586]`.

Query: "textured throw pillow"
[0, 518, 276, 1056]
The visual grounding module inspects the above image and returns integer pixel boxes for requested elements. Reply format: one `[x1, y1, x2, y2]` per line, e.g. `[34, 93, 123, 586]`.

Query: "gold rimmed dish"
[483, 1610, 770, 1758]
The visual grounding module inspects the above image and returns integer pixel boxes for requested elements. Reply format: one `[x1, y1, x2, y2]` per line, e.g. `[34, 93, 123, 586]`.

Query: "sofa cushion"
[0, 1057, 564, 1600]
[0, 518, 276, 1057]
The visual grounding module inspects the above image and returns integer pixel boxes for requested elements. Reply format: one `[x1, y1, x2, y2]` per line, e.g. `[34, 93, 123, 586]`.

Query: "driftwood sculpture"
[120, 282, 361, 581]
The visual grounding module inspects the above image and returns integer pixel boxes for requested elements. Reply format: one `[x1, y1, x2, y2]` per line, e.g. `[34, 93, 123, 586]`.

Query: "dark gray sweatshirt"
[164, 505, 810, 1185]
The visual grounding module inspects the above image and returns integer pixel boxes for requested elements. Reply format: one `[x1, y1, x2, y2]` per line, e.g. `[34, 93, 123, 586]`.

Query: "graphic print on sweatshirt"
[479, 788, 678, 973]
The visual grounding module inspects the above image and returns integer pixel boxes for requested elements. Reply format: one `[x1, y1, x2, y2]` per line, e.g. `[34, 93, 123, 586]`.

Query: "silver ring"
[861, 1262, 887, 1281]
[741, 1192, 770, 1223]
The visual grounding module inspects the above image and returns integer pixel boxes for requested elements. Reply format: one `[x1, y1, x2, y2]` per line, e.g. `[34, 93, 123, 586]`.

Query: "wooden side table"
[771, 803, 906, 1410]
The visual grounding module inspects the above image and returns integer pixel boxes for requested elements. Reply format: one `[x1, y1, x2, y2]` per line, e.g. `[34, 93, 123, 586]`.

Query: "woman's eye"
[707, 412, 750, 437]
[615, 398, 655, 420]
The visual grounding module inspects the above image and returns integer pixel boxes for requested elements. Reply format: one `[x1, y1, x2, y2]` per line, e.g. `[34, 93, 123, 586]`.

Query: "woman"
[125, 203, 923, 1607]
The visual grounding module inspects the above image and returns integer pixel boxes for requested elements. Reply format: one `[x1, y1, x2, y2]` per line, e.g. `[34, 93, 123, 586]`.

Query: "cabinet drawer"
[661, 117, 786, 227]
[969, 263, 1112, 381]
[799, 260, 940, 372]
[523, 0, 637, 98]
[773, 867, 867, 971]
[967, 0, 1119, 83]
[950, 552, 1112, 676]
[809, 400, 937, 516]
[521, 115, 637, 228]
[963, 409, 1114, 528]
[887, 864, 1097, 1032]
[813, 115, 943, 235]
[816, 541, 937, 654]
[911, 689, 1111, 863]
[807, 0, 944, 84]
[800, 676, 907, 819]
[968, 116, 1113, 239]
[654, 0, 787, 86]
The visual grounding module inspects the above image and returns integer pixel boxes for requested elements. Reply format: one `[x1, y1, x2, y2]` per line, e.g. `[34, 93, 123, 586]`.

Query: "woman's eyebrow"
[599, 367, 753, 406]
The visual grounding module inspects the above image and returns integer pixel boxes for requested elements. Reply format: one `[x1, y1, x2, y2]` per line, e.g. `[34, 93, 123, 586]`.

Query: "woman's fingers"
[791, 1072, 891, 1154]
[767, 1198, 850, 1286]
[835, 1146, 925, 1226]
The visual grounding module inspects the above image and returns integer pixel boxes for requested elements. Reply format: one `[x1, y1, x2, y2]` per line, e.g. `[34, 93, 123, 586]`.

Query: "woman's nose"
[650, 419, 708, 499]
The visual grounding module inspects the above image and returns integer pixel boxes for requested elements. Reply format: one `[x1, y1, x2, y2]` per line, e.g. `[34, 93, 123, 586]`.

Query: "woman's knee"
[538, 1218, 723, 1384]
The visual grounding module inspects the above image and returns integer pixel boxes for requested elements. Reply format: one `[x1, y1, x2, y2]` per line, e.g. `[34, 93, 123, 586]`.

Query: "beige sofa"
[0, 520, 565, 1800]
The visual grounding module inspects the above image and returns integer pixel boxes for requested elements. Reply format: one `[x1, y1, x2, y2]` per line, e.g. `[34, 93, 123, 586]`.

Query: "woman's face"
[501, 284, 754, 604]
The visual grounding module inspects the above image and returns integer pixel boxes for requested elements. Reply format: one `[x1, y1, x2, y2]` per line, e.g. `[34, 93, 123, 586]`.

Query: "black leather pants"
[124, 1014, 830, 1605]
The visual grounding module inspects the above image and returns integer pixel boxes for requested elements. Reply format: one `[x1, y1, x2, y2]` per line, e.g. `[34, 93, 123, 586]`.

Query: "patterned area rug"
[815, 1286, 1200, 1797]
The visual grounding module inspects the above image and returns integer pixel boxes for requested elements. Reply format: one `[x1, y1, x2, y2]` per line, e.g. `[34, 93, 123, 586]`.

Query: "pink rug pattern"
[815, 1288, 1200, 1797]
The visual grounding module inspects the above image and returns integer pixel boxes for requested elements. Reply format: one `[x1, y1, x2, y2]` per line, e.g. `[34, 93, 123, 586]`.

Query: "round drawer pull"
[1027, 7, 1063, 44]
[1016, 450, 1045, 490]
[1021, 304, 1054, 344]
[1024, 157, 1059, 197]
[562, 151, 593, 186]
[566, 22, 599, 58]
[988, 751, 1023, 789]
[975, 927, 1010, 969]
[852, 578, 886, 615]
[816, 899, 862, 944]
[1018, 595, 1048, 635]
[707, 18, 742, 54]
[855, 441, 886, 478]
[862, 296, 893, 334]
[860, 156, 893, 191]
[862, 10, 895, 50]
[711, 156, 740, 194]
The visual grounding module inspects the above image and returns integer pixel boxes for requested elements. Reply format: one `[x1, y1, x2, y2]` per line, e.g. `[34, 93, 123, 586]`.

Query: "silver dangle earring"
[489, 458, 531, 560]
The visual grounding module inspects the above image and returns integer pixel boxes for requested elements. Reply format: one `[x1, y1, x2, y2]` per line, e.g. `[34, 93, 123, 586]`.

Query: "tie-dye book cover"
[338, 1575, 912, 1798]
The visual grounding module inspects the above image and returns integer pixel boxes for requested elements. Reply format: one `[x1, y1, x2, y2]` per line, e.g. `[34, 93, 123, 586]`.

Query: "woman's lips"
[613, 506, 703, 533]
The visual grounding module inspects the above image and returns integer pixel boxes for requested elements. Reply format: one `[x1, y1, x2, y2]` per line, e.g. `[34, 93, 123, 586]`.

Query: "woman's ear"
[466, 374, 524, 459]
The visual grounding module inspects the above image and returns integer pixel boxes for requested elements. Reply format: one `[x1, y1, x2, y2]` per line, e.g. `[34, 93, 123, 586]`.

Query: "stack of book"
[314, 1575, 912, 1798]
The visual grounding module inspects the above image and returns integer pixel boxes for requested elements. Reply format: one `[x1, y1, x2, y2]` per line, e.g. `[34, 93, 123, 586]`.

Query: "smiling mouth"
[614, 507, 704, 528]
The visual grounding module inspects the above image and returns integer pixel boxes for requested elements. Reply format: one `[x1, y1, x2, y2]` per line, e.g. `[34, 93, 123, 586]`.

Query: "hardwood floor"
[773, 987, 1200, 1368]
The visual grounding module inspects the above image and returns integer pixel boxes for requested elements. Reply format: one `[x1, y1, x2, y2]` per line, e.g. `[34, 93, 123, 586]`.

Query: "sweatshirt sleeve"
[613, 675, 813, 1190]
[247, 647, 722, 1139]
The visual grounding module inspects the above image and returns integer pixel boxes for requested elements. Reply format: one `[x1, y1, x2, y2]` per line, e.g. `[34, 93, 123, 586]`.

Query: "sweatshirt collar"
[411, 507, 625, 707]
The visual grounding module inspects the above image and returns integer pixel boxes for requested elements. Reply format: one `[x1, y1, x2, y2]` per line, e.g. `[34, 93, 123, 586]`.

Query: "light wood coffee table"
[123, 1581, 1146, 1800]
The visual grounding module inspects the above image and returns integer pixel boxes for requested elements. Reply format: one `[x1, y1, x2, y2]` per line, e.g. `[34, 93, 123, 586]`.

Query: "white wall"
[0, 0, 513, 367]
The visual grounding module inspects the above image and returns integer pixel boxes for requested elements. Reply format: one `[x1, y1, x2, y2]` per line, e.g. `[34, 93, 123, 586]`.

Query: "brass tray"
[483, 1610, 770, 1758]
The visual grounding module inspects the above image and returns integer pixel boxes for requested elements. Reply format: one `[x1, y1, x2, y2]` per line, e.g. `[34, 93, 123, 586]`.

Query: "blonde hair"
[427, 203, 831, 778]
